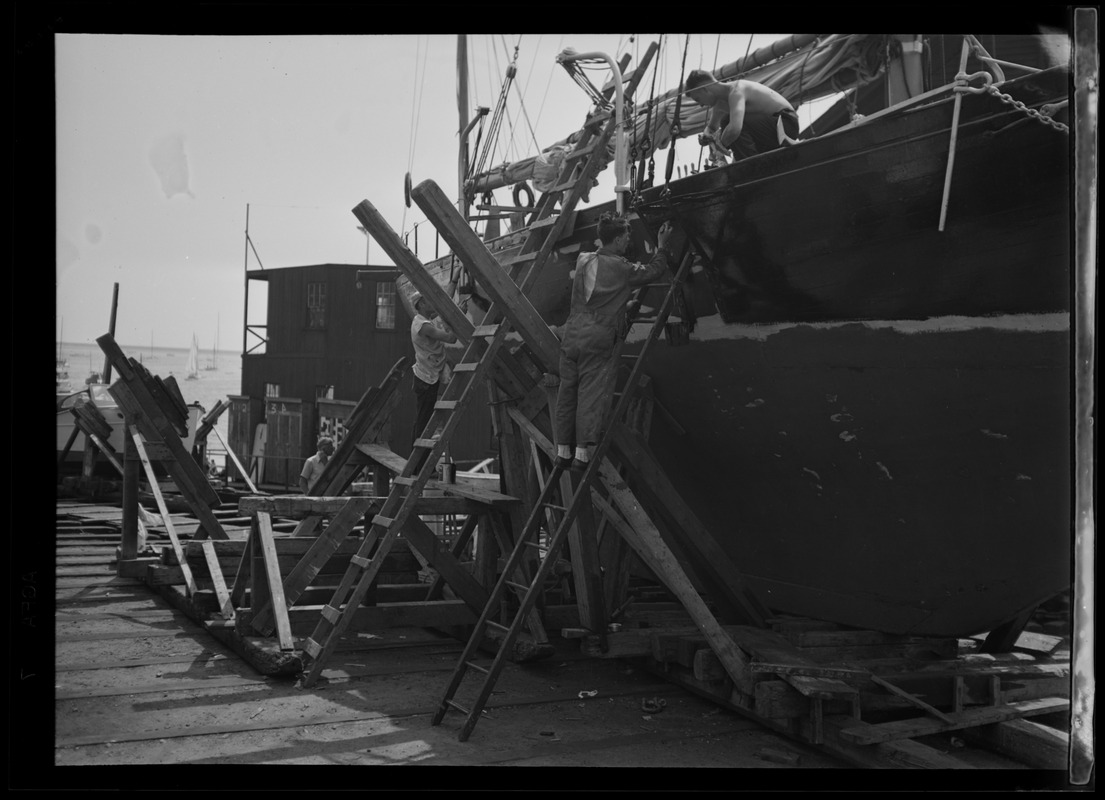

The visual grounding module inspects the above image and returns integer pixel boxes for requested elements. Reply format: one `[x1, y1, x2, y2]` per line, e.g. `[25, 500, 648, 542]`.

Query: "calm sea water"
[58, 340, 242, 467]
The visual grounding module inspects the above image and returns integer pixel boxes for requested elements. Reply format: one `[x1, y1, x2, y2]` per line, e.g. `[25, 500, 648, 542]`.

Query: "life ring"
[404, 172, 413, 208]
[512, 181, 535, 210]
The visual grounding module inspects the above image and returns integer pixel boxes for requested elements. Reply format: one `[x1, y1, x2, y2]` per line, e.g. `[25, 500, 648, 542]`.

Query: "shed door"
[264, 397, 303, 488]
[227, 395, 253, 482]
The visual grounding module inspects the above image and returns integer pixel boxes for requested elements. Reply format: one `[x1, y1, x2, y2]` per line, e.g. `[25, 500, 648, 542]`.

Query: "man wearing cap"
[555, 215, 675, 472]
[684, 69, 798, 162]
[410, 292, 459, 449]
[299, 436, 335, 494]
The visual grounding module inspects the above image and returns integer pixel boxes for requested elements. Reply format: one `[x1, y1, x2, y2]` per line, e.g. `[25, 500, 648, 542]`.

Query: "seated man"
[299, 436, 335, 494]
[684, 69, 799, 161]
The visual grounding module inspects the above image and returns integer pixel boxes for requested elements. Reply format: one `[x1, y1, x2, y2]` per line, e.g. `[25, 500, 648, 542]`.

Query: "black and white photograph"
[22, 5, 1094, 791]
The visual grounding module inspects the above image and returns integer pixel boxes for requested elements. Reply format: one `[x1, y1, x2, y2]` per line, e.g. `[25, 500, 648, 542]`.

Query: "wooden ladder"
[500, 42, 658, 293]
[298, 307, 521, 687]
[431, 246, 696, 741]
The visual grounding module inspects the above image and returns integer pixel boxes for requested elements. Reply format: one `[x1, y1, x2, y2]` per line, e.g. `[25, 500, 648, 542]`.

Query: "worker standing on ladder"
[410, 290, 459, 465]
[555, 215, 674, 471]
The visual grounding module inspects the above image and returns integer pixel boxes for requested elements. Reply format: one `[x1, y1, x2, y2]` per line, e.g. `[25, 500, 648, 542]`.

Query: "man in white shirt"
[410, 292, 459, 450]
[299, 436, 335, 494]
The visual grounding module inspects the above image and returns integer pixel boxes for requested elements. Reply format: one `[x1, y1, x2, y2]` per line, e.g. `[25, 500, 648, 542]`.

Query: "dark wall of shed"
[240, 264, 495, 474]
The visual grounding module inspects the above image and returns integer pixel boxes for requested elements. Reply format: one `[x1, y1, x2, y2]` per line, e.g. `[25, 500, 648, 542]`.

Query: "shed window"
[376, 283, 396, 330]
[307, 282, 327, 329]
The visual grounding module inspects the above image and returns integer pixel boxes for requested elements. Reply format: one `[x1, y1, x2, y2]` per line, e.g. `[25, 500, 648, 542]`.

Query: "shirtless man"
[684, 69, 799, 161]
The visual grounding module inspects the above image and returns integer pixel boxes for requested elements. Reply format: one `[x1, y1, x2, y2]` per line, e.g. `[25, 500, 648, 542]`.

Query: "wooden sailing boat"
[204, 315, 220, 371]
[185, 333, 200, 380]
[406, 32, 1073, 639]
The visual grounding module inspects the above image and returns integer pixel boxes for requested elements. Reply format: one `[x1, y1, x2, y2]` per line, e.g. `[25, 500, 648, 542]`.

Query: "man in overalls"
[555, 214, 675, 471]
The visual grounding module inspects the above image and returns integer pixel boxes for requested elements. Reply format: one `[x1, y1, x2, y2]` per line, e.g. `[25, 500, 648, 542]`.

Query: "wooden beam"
[400, 515, 490, 611]
[961, 718, 1070, 770]
[594, 459, 754, 695]
[119, 436, 142, 562]
[410, 180, 562, 373]
[128, 426, 196, 596]
[107, 379, 227, 541]
[287, 600, 477, 636]
[249, 496, 375, 635]
[353, 200, 474, 338]
[201, 540, 235, 620]
[312, 362, 406, 497]
[838, 697, 1071, 745]
[868, 674, 955, 724]
[255, 512, 294, 650]
[609, 424, 769, 626]
[98, 333, 221, 510]
[210, 426, 259, 494]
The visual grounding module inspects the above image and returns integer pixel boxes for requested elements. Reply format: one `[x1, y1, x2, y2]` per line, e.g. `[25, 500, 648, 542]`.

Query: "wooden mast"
[457, 34, 468, 217]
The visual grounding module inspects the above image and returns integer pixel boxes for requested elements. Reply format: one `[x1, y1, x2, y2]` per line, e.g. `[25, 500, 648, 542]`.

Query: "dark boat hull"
[633, 317, 1070, 637]
[454, 66, 1073, 637]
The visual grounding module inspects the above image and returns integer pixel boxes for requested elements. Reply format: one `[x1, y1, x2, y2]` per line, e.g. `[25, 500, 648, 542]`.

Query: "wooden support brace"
[83, 427, 125, 476]
[250, 496, 375, 635]
[410, 180, 562, 373]
[228, 529, 253, 609]
[255, 511, 295, 651]
[201, 540, 235, 620]
[594, 460, 754, 694]
[210, 425, 259, 494]
[838, 697, 1071, 746]
[810, 698, 825, 745]
[129, 426, 197, 596]
[869, 674, 955, 724]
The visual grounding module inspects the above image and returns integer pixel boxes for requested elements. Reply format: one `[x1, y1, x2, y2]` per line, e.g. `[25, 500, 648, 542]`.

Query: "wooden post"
[80, 432, 98, 482]
[119, 432, 141, 561]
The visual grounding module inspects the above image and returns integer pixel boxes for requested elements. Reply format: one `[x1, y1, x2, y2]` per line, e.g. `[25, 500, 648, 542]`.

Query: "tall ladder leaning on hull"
[431, 242, 696, 742]
[299, 45, 660, 689]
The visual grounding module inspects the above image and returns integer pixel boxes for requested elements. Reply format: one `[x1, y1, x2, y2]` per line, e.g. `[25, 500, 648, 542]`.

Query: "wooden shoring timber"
[608, 424, 769, 627]
[249, 496, 376, 635]
[246, 499, 506, 640]
[192, 398, 232, 442]
[836, 696, 1071, 746]
[424, 513, 480, 601]
[310, 360, 407, 498]
[411, 180, 561, 373]
[209, 425, 260, 495]
[97, 334, 224, 527]
[593, 460, 758, 696]
[71, 399, 115, 441]
[250, 512, 294, 651]
[351, 200, 536, 401]
[201, 540, 235, 620]
[78, 424, 125, 477]
[128, 426, 197, 597]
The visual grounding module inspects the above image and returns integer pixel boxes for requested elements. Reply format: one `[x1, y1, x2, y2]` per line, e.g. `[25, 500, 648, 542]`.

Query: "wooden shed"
[229, 262, 494, 487]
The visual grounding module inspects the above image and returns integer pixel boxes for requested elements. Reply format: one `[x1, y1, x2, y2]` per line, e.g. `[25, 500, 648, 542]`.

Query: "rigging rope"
[665, 34, 691, 186]
[403, 36, 429, 234]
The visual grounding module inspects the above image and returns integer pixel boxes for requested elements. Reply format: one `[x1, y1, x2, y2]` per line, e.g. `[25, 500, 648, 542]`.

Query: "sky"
[53, 29, 809, 352]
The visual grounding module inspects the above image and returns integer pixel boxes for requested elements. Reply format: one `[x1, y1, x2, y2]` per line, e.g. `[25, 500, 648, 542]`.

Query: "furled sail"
[468, 34, 888, 195]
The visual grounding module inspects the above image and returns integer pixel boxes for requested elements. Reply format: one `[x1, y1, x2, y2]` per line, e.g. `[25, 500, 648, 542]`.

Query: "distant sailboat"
[185, 333, 200, 380]
[204, 315, 220, 371]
